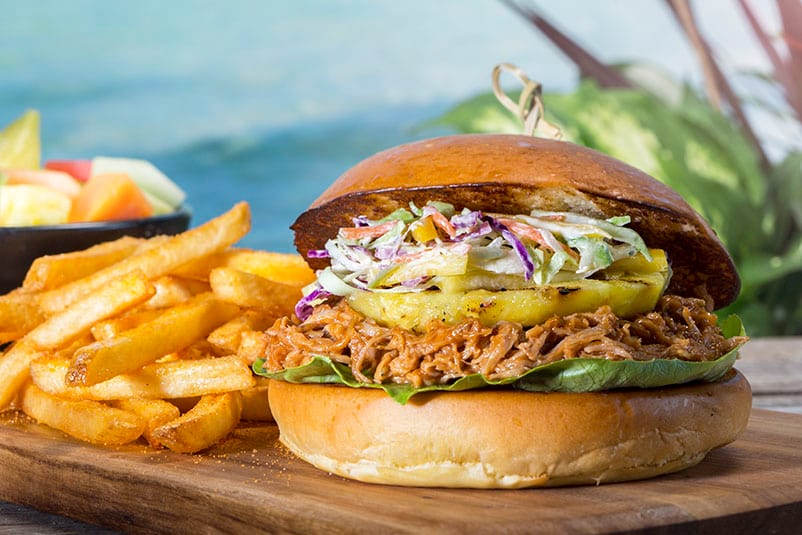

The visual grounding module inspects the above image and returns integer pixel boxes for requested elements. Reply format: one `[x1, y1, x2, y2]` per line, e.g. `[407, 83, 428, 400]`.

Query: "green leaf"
[422, 93, 524, 135]
[378, 208, 415, 224]
[513, 350, 736, 392]
[768, 150, 802, 238]
[254, 316, 745, 404]
[673, 87, 767, 205]
[737, 233, 802, 293]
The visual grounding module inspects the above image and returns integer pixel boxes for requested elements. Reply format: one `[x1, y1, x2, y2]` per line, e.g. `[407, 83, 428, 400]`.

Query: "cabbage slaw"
[296, 201, 651, 321]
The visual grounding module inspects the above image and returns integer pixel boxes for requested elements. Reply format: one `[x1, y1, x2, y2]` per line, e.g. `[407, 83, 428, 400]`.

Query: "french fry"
[143, 275, 211, 310]
[0, 291, 45, 343]
[53, 334, 95, 359]
[22, 236, 144, 292]
[206, 317, 248, 356]
[156, 340, 226, 363]
[0, 203, 301, 453]
[20, 383, 145, 445]
[177, 249, 315, 286]
[68, 292, 240, 385]
[90, 308, 164, 341]
[27, 270, 155, 350]
[109, 398, 180, 448]
[210, 267, 301, 315]
[0, 271, 154, 409]
[0, 341, 47, 410]
[240, 377, 273, 422]
[39, 202, 251, 315]
[237, 330, 269, 364]
[225, 250, 315, 286]
[207, 309, 276, 355]
[31, 355, 255, 400]
[150, 391, 243, 453]
[170, 396, 201, 413]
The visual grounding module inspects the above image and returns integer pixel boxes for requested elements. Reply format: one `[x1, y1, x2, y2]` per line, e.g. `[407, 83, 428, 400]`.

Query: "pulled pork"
[260, 295, 747, 388]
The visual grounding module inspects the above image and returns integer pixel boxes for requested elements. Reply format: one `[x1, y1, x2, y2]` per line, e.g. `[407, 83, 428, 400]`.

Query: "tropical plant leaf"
[772, 150, 802, 230]
[422, 92, 523, 135]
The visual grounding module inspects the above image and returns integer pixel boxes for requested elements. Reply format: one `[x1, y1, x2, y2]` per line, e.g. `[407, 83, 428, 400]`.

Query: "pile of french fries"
[0, 202, 314, 452]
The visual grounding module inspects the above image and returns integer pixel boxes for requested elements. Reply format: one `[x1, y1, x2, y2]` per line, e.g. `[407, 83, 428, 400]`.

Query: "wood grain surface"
[0, 407, 801, 534]
[735, 337, 802, 414]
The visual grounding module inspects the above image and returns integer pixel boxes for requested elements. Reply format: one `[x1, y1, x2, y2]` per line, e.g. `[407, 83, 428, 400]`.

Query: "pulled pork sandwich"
[254, 134, 751, 488]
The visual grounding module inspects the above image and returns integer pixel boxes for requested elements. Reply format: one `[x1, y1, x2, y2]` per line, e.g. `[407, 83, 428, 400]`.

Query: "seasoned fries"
[28, 270, 155, 350]
[151, 392, 243, 453]
[207, 309, 276, 355]
[90, 308, 164, 341]
[68, 292, 239, 385]
[177, 248, 315, 286]
[0, 341, 47, 409]
[39, 201, 251, 315]
[0, 270, 154, 408]
[109, 398, 181, 448]
[0, 290, 46, 344]
[21, 383, 146, 446]
[31, 355, 255, 400]
[144, 275, 211, 310]
[210, 267, 302, 316]
[0, 202, 305, 453]
[240, 377, 274, 422]
[22, 236, 143, 292]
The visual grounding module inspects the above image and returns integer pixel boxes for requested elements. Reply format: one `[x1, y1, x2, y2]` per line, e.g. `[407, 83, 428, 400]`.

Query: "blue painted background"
[0, 0, 770, 251]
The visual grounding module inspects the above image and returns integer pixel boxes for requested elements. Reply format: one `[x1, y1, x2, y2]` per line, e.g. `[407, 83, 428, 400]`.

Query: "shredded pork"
[260, 295, 747, 388]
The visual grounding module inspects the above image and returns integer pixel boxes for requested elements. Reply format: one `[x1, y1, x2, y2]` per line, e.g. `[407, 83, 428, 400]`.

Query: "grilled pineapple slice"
[347, 249, 670, 332]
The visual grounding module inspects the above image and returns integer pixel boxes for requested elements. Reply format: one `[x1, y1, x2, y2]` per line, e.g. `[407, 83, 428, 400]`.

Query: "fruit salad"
[0, 110, 186, 227]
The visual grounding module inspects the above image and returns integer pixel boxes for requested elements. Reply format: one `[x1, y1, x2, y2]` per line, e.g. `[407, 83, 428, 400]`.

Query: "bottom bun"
[268, 370, 752, 488]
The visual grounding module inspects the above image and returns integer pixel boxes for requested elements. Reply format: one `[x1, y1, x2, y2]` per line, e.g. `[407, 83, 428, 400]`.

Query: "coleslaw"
[296, 201, 651, 320]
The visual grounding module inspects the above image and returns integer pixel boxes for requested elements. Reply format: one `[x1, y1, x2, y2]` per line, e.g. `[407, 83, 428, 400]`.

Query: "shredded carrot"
[338, 220, 398, 240]
[499, 218, 580, 260]
[498, 219, 552, 250]
[428, 210, 456, 238]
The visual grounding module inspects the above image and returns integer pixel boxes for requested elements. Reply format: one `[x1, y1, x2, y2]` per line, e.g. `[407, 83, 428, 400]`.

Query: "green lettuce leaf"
[254, 316, 745, 405]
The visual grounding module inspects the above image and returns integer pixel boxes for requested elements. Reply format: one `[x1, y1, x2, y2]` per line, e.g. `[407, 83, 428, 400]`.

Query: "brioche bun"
[269, 370, 751, 488]
[293, 134, 739, 308]
[274, 134, 751, 489]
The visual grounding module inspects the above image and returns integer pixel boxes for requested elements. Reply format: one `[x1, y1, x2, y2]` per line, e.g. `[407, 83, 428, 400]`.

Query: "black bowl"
[1, 206, 191, 294]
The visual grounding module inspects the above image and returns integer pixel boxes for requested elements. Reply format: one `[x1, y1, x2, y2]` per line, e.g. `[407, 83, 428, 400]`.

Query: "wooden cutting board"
[1, 408, 801, 534]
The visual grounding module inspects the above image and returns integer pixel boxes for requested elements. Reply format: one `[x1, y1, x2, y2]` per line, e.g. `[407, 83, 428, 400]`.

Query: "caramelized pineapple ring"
[347, 250, 670, 332]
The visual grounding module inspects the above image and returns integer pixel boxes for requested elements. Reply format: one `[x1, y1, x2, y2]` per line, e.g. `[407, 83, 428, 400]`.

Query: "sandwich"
[253, 134, 751, 488]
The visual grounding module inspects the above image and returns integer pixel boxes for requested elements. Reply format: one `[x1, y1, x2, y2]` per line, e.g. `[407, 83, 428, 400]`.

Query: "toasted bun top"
[293, 134, 740, 308]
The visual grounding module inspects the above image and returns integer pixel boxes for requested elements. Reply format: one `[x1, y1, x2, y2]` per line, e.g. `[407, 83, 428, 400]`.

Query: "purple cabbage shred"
[482, 215, 535, 280]
[306, 249, 330, 259]
[450, 210, 492, 241]
[401, 275, 433, 288]
[294, 287, 331, 322]
[451, 210, 482, 229]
